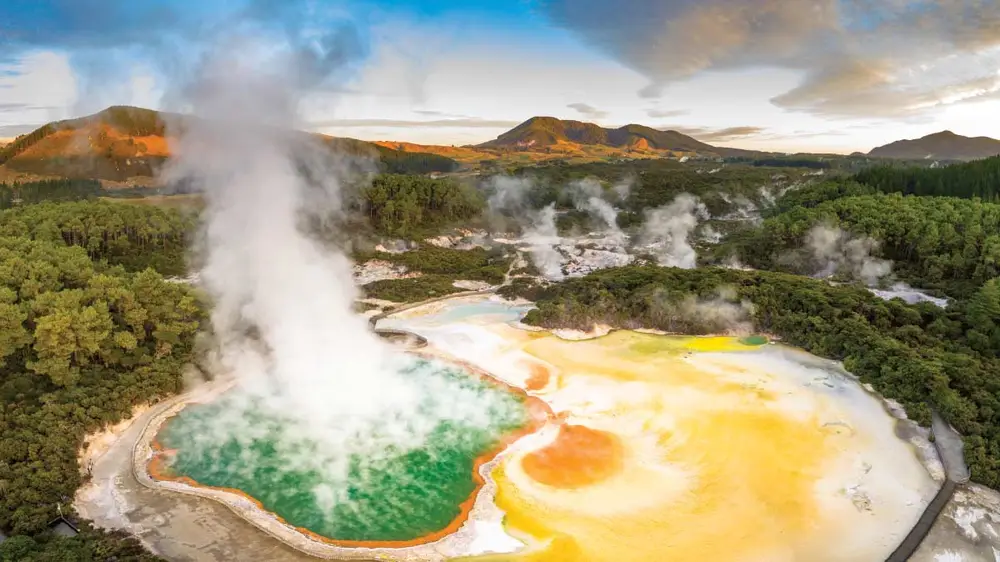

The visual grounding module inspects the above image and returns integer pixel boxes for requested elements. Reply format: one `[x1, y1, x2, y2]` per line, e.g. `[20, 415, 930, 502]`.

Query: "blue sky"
[1, 0, 999, 153]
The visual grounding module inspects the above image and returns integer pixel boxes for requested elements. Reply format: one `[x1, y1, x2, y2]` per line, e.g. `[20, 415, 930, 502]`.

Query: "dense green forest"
[0, 525, 161, 561]
[726, 191, 1000, 297]
[359, 175, 484, 237]
[512, 265, 1000, 486]
[0, 201, 192, 276]
[0, 234, 201, 558]
[726, 156, 832, 169]
[855, 156, 1000, 200]
[374, 146, 459, 175]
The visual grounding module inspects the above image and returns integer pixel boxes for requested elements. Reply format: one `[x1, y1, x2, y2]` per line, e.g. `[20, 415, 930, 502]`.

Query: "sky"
[1, 0, 999, 154]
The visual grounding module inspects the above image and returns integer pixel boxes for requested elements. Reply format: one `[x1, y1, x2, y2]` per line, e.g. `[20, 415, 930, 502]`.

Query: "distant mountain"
[0, 106, 458, 183]
[479, 116, 759, 158]
[868, 131, 1000, 162]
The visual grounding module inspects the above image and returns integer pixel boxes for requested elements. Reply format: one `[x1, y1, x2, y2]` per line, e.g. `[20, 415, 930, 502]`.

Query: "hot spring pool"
[151, 356, 533, 545]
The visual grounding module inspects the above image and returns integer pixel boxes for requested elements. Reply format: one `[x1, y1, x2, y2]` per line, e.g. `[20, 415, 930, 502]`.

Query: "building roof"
[48, 516, 79, 537]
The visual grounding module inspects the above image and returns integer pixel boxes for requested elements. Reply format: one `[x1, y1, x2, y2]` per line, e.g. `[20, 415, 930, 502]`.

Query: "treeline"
[0, 526, 162, 561]
[374, 145, 458, 175]
[767, 179, 874, 214]
[0, 235, 201, 551]
[728, 192, 1000, 297]
[359, 175, 484, 237]
[0, 201, 193, 276]
[0, 125, 57, 167]
[0, 179, 102, 209]
[855, 156, 1000, 200]
[727, 156, 832, 169]
[514, 265, 1000, 486]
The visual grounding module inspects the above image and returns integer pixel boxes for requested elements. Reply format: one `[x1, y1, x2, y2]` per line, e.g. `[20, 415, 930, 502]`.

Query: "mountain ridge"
[478, 116, 760, 158]
[0, 106, 459, 183]
[868, 131, 1000, 161]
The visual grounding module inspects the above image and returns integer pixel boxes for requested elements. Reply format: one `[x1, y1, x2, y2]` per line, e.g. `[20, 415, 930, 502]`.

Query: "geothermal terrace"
[75, 294, 1000, 562]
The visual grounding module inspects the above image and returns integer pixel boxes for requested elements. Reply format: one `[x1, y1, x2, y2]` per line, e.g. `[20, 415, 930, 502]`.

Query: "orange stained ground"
[522, 362, 551, 392]
[520, 424, 623, 488]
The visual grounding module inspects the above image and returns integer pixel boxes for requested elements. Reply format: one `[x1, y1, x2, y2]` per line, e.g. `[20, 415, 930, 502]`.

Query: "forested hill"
[729, 190, 1000, 298]
[855, 156, 1000, 200]
[0, 106, 458, 182]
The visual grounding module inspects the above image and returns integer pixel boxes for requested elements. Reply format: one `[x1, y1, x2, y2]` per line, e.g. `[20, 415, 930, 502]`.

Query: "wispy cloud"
[0, 103, 33, 113]
[647, 108, 689, 118]
[541, 0, 1000, 119]
[311, 118, 521, 129]
[1, 0, 373, 114]
[567, 102, 608, 119]
[662, 124, 766, 142]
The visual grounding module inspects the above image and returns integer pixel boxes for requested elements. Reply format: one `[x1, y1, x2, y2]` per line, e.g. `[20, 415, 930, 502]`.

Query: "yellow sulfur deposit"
[462, 328, 935, 562]
[384, 299, 936, 562]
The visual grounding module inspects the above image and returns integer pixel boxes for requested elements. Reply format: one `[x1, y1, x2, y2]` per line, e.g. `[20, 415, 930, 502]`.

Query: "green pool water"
[157, 358, 528, 543]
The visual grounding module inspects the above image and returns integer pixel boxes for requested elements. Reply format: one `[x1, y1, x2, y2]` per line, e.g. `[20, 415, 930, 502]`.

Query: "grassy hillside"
[0, 106, 458, 182]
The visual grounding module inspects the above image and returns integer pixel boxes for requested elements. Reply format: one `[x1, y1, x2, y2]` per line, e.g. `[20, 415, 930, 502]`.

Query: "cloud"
[647, 108, 689, 118]
[540, 0, 1000, 118]
[413, 109, 477, 118]
[310, 118, 521, 129]
[693, 126, 766, 142]
[567, 102, 608, 119]
[0, 103, 32, 113]
[659, 124, 766, 142]
[0, 51, 77, 126]
[1, 1, 373, 115]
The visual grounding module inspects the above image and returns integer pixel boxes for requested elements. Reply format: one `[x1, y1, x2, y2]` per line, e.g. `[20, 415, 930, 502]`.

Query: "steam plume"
[612, 177, 633, 202]
[524, 204, 566, 281]
[649, 286, 755, 334]
[571, 178, 626, 245]
[486, 176, 566, 280]
[806, 225, 892, 286]
[638, 194, 708, 268]
[163, 30, 516, 507]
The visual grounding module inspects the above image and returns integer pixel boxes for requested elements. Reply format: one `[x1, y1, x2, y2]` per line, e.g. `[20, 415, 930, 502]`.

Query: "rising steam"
[571, 178, 626, 246]
[806, 225, 892, 286]
[648, 286, 755, 334]
[525, 204, 566, 281]
[486, 176, 567, 280]
[164, 30, 518, 509]
[638, 194, 708, 268]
